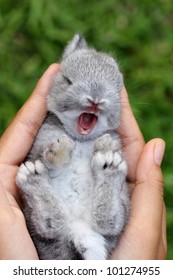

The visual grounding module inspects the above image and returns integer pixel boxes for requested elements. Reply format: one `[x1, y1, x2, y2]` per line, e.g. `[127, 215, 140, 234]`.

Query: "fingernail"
[154, 140, 166, 166]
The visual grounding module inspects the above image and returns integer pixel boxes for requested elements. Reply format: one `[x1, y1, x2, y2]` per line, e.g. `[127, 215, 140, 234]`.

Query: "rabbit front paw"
[43, 134, 75, 167]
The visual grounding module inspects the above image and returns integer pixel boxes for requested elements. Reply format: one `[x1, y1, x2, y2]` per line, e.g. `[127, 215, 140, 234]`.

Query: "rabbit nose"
[86, 96, 109, 112]
[87, 102, 99, 113]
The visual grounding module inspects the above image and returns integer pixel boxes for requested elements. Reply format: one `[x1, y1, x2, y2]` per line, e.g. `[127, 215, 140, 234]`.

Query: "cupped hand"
[0, 64, 60, 259]
[110, 87, 167, 259]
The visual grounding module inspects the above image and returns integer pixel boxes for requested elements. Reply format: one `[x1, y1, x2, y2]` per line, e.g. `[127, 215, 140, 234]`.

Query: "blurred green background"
[0, 0, 172, 259]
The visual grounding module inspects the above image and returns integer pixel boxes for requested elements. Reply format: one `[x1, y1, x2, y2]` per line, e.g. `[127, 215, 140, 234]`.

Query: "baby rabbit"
[16, 34, 130, 260]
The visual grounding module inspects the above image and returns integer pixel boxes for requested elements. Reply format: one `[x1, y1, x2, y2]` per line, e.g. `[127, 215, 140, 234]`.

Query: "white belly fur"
[49, 140, 95, 221]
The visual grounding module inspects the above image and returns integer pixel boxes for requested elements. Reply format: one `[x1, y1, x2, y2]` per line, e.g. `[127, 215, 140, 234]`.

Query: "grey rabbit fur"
[16, 34, 130, 260]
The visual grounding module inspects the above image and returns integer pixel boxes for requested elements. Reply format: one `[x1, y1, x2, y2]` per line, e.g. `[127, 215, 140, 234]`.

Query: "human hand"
[110, 87, 167, 259]
[0, 63, 60, 259]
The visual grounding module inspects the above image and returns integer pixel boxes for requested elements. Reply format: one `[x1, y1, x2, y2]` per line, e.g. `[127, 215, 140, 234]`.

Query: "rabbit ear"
[62, 34, 88, 59]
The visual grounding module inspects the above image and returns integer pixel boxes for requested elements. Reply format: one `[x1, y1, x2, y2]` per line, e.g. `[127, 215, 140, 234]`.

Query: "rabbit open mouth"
[77, 112, 97, 135]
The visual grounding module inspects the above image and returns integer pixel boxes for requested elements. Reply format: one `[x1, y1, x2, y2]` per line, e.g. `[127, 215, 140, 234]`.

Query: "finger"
[162, 203, 167, 253]
[155, 202, 167, 259]
[130, 139, 165, 242]
[0, 64, 60, 165]
[118, 87, 145, 183]
[160, 203, 167, 258]
[0, 182, 13, 216]
[0, 163, 20, 202]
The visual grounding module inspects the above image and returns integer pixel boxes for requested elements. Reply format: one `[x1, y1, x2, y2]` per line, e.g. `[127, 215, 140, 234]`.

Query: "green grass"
[0, 0, 173, 259]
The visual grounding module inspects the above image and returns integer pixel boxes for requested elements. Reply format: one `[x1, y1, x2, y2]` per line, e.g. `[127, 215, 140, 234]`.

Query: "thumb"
[130, 138, 165, 232]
